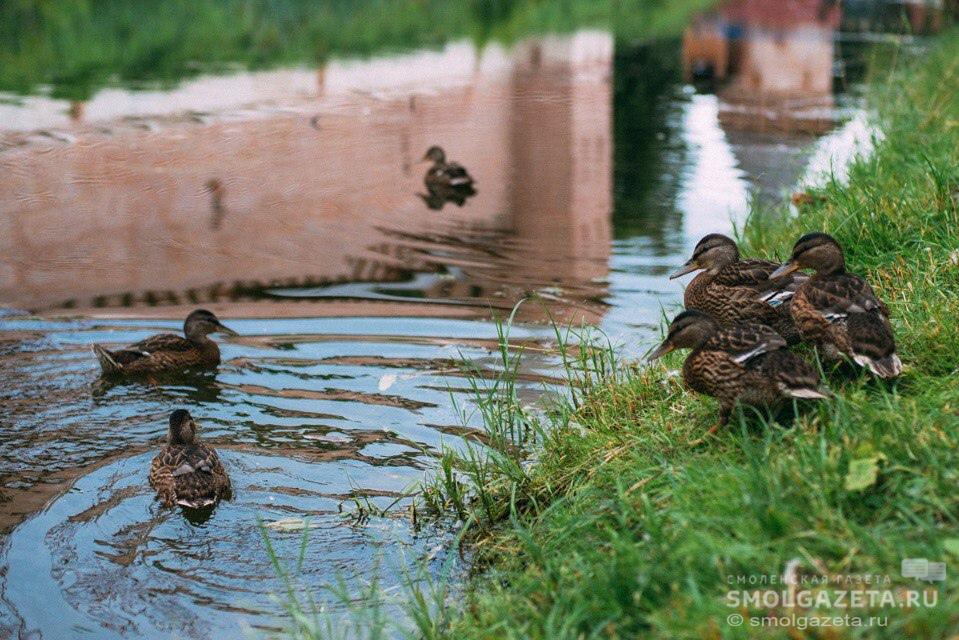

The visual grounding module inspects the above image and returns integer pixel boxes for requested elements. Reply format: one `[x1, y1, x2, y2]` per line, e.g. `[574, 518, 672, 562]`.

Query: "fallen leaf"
[844, 455, 882, 491]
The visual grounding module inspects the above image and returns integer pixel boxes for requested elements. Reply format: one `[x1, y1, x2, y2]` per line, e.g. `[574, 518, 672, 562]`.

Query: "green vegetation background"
[0, 0, 712, 100]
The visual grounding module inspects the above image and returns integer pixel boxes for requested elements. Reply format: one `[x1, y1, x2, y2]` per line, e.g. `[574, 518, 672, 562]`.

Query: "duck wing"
[803, 275, 888, 321]
[703, 323, 788, 364]
[108, 333, 193, 365]
[713, 260, 779, 287]
[149, 448, 179, 507]
[846, 312, 901, 378]
[711, 260, 808, 309]
[444, 162, 475, 186]
[756, 350, 828, 399]
[803, 275, 899, 377]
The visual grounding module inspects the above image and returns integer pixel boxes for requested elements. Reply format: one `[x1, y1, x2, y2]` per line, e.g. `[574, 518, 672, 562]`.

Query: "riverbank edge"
[435, 30, 959, 639]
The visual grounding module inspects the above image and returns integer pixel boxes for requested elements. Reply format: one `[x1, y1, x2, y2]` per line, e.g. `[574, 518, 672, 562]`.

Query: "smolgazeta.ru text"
[726, 589, 938, 609]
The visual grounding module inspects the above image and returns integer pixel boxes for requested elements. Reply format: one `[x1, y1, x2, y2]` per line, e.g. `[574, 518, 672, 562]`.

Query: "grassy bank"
[412, 32, 959, 639]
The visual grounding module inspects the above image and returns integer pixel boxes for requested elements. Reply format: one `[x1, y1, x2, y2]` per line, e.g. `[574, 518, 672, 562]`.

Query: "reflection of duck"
[150, 409, 231, 508]
[648, 310, 827, 436]
[671, 234, 805, 343]
[92, 309, 237, 376]
[770, 232, 901, 378]
[416, 187, 470, 210]
[423, 146, 476, 201]
[91, 367, 225, 403]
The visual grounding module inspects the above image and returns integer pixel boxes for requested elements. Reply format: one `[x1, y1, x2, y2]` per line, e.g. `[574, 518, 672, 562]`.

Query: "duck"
[648, 310, 828, 437]
[92, 309, 237, 376]
[422, 146, 476, 197]
[769, 232, 901, 378]
[150, 409, 231, 508]
[670, 234, 807, 343]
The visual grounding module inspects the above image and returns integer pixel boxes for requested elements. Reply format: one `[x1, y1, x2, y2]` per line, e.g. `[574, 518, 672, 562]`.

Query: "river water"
[0, 5, 878, 637]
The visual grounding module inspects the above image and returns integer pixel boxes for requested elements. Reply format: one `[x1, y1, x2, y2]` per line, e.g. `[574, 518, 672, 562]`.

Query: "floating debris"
[263, 517, 320, 532]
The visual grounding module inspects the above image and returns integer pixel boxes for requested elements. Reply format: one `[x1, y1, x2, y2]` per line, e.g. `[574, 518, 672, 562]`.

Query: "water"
[0, 4, 882, 637]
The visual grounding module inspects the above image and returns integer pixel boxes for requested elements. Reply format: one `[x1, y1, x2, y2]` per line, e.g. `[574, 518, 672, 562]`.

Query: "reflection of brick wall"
[721, 0, 841, 29]
[727, 27, 833, 96]
[682, 0, 837, 135]
[509, 33, 613, 286]
[0, 33, 613, 311]
[716, 23, 835, 135]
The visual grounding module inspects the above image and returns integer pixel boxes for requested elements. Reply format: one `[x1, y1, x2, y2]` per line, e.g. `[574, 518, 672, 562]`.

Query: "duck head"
[183, 309, 238, 340]
[422, 146, 446, 164]
[770, 232, 845, 279]
[168, 409, 197, 445]
[647, 310, 719, 361]
[670, 234, 739, 279]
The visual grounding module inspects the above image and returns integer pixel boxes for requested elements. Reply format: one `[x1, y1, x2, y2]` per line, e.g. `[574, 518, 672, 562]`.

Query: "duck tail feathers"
[176, 496, 217, 509]
[785, 386, 830, 399]
[853, 353, 902, 379]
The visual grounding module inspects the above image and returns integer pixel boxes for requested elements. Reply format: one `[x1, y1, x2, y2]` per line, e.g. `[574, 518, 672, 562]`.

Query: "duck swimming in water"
[769, 232, 901, 378]
[648, 310, 827, 437]
[92, 309, 237, 376]
[149, 409, 231, 508]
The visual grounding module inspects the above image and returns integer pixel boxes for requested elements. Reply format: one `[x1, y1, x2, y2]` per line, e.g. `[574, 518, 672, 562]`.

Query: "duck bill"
[669, 261, 700, 279]
[215, 322, 239, 337]
[646, 341, 675, 362]
[769, 261, 800, 280]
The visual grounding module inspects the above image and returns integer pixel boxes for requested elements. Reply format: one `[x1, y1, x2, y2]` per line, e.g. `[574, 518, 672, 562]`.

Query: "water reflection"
[0, 7, 878, 637]
[683, 0, 841, 135]
[418, 145, 478, 210]
[0, 34, 612, 323]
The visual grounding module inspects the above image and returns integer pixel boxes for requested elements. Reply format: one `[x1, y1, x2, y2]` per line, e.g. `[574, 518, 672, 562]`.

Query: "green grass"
[0, 0, 714, 100]
[401, 30, 959, 640]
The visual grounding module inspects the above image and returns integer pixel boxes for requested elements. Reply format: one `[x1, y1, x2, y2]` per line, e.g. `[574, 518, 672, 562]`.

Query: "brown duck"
[648, 310, 827, 436]
[769, 232, 901, 378]
[92, 309, 237, 376]
[150, 409, 231, 508]
[670, 234, 806, 343]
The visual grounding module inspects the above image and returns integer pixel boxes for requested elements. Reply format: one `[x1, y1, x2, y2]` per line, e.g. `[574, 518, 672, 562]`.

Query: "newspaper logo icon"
[926, 562, 946, 582]
[902, 558, 946, 582]
[902, 558, 928, 579]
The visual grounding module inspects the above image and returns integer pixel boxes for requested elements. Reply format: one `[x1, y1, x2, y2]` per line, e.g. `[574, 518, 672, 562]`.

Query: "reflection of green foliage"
[0, 0, 714, 100]
[612, 40, 687, 242]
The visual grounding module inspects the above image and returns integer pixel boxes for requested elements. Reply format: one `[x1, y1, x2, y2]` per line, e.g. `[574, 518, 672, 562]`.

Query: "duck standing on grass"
[768, 232, 902, 378]
[648, 311, 828, 438]
[150, 409, 231, 508]
[670, 234, 806, 343]
[92, 309, 237, 376]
